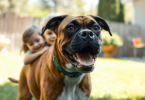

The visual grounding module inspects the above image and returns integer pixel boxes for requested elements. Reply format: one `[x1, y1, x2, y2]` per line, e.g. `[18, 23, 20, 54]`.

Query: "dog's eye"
[94, 26, 99, 31]
[67, 26, 74, 31]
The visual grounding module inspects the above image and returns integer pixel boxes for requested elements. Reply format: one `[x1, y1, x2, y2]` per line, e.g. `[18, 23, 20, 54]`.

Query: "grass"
[90, 58, 145, 100]
[0, 52, 145, 100]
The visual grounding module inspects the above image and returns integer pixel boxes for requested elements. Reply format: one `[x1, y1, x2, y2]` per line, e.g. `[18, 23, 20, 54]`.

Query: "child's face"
[43, 29, 56, 45]
[26, 32, 45, 53]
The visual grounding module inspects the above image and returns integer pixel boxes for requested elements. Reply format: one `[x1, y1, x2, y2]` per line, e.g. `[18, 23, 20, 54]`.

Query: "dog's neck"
[57, 63, 86, 100]
[65, 63, 78, 72]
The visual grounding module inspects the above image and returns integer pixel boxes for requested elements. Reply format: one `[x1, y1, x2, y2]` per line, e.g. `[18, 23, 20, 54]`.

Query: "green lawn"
[0, 53, 145, 100]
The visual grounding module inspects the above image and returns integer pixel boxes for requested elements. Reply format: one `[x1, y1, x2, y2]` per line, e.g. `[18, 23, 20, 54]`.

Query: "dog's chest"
[57, 74, 87, 100]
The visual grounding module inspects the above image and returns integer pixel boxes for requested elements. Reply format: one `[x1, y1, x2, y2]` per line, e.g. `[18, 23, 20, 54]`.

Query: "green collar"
[53, 51, 82, 78]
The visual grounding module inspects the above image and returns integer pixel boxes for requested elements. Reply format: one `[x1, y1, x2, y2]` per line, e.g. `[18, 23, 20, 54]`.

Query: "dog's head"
[42, 15, 112, 73]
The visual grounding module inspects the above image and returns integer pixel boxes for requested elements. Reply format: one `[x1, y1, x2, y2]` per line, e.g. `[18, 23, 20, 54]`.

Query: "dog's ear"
[88, 15, 112, 36]
[41, 15, 68, 35]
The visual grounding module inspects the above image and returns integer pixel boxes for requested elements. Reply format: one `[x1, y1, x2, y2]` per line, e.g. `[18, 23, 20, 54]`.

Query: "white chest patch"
[56, 63, 87, 100]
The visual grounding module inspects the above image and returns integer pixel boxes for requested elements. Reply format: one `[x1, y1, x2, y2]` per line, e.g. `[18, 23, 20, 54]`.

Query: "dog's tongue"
[76, 52, 94, 66]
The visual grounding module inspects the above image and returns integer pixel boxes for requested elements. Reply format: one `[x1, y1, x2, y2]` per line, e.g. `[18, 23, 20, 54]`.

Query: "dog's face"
[42, 15, 112, 73]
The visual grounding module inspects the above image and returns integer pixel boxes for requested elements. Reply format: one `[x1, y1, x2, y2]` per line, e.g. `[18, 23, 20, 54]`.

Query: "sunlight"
[83, 0, 99, 12]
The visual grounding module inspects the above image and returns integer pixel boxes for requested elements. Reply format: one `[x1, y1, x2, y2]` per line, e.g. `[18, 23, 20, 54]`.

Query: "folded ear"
[88, 15, 112, 36]
[41, 15, 68, 35]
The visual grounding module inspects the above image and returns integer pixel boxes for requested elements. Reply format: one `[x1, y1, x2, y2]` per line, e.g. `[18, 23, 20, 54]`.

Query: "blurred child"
[21, 13, 59, 65]
[20, 25, 48, 65]
[40, 13, 58, 46]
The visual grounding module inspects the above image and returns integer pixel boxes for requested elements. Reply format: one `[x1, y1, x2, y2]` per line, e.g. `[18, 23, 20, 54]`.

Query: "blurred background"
[0, 0, 145, 100]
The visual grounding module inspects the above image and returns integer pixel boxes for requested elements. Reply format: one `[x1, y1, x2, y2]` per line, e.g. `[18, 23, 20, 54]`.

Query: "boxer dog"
[14, 15, 112, 100]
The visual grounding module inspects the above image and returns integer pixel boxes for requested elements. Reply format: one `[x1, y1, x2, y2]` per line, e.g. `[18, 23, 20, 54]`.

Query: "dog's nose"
[79, 29, 94, 40]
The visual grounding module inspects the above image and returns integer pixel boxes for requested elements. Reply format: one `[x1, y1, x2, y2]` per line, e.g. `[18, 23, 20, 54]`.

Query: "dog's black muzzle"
[62, 28, 101, 73]
[79, 29, 95, 41]
[69, 29, 101, 54]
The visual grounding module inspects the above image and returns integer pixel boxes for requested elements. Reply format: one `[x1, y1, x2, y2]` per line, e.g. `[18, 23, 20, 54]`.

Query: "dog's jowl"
[16, 15, 112, 100]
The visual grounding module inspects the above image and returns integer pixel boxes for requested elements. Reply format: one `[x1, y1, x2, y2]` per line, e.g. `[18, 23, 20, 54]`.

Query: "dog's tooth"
[73, 55, 75, 57]
[90, 54, 93, 59]
[73, 55, 77, 59]
[73, 55, 75, 59]
[91, 55, 93, 59]
[79, 63, 81, 67]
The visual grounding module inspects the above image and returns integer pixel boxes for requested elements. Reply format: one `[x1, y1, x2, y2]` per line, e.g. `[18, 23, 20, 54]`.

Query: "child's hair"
[40, 13, 60, 39]
[20, 25, 41, 54]
[40, 13, 60, 28]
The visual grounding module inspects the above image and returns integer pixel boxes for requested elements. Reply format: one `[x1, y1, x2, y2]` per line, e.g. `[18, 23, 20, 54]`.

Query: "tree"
[0, 0, 28, 15]
[98, 0, 125, 22]
[118, 3, 125, 22]
[54, 0, 85, 15]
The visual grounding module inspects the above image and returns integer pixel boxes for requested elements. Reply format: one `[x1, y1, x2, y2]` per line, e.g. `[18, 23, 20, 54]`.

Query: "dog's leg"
[17, 66, 32, 100]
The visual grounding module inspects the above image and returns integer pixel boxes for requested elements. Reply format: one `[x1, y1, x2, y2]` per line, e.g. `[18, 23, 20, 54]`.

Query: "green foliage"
[56, 0, 86, 15]
[0, 0, 92, 17]
[101, 30, 123, 47]
[0, 0, 50, 17]
[98, 0, 125, 22]
[0, 0, 29, 16]
[118, 3, 125, 22]
[28, 8, 50, 17]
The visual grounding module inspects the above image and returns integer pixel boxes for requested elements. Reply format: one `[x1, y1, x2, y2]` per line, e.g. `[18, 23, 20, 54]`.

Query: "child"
[20, 25, 48, 65]
[40, 13, 57, 46]
[22, 13, 57, 65]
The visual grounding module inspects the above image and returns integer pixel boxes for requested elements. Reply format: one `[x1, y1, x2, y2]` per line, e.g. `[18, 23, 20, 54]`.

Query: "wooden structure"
[104, 21, 143, 57]
[0, 14, 41, 52]
[128, 38, 145, 58]
[0, 35, 10, 50]
[0, 14, 144, 57]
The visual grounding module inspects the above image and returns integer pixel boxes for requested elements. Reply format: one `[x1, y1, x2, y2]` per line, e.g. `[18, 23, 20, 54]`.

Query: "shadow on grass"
[0, 82, 35, 100]
[0, 82, 18, 100]
[1, 82, 145, 100]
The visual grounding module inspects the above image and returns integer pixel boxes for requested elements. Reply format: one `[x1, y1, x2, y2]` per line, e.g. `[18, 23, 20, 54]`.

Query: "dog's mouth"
[63, 46, 97, 73]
